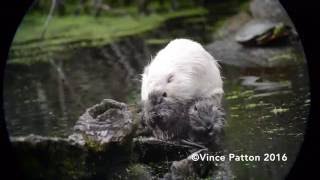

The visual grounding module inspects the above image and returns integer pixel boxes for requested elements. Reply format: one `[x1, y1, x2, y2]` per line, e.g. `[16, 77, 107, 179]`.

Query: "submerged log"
[11, 135, 91, 180]
[11, 99, 136, 179]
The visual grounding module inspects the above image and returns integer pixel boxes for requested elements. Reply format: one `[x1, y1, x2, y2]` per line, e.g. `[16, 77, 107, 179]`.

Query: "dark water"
[4, 37, 148, 137]
[222, 64, 309, 180]
[4, 5, 309, 180]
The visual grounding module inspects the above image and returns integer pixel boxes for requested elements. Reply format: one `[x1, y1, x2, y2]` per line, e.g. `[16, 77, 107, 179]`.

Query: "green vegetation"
[14, 8, 207, 44]
[267, 52, 297, 63]
[9, 0, 252, 65]
[126, 164, 151, 179]
[83, 135, 105, 152]
[225, 89, 254, 100]
[270, 107, 289, 115]
[9, 8, 207, 64]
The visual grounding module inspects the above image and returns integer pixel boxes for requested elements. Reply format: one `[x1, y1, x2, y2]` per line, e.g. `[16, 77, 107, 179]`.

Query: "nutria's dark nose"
[148, 91, 166, 105]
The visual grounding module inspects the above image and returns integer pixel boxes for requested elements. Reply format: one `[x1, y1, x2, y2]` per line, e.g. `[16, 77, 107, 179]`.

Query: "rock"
[250, 0, 293, 26]
[240, 76, 291, 92]
[206, 37, 302, 67]
[207, 0, 304, 68]
[213, 11, 252, 40]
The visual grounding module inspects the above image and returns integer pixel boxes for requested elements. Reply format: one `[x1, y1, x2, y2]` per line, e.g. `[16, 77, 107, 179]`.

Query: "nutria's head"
[188, 97, 225, 147]
[142, 95, 192, 140]
[141, 39, 223, 104]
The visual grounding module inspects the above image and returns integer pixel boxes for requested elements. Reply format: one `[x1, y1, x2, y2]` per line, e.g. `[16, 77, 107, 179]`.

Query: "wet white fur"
[141, 39, 223, 102]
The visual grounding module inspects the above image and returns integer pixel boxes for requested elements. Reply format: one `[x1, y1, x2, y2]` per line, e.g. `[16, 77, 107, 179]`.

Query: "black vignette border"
[279, 0, 320, 179]
[0, 0, 35, 179]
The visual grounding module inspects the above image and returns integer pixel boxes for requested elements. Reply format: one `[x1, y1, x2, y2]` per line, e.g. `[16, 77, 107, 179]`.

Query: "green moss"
[126, 164, 151, 179]
[245, 103, 258, 109]
[226, 90, 254, 100]
[231, 114, 240, 118]
[226, 95, 239, 100]
[263, 127, 285, 134]
[245, 101, 270, 109]
[259, 115, 272, 120]
[230, 106, 240, 110]
[268, 53, 296, 63]
[270, 107, 289, 115]
[266, 48, 306, 67]
[83, 135, 105, 152]
[9, 8, 207, 64]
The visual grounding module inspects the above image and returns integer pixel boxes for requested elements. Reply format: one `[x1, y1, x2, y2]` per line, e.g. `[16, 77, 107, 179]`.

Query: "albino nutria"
[141, 38, 223, 105]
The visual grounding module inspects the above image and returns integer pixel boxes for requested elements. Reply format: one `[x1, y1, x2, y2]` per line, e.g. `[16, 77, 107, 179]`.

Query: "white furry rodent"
[141, 38, 223, 103]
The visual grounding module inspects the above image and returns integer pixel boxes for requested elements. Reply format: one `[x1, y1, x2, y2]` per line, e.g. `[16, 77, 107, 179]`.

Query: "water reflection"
[4, 37, 149, 137]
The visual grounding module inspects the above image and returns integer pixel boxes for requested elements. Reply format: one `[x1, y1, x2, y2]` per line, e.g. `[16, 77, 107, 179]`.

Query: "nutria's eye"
[167, 74, 174, 83]
[194, 105, 198, 111]
[162, 92, 167, 97]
